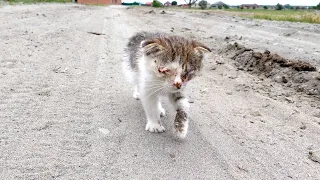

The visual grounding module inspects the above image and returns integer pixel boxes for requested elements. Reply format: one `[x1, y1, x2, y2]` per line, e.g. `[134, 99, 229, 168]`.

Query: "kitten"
[123, 31, 211, 139]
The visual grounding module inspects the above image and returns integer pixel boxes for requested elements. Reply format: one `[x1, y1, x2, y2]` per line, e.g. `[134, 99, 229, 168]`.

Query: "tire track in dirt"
[0, 5, 105, 179]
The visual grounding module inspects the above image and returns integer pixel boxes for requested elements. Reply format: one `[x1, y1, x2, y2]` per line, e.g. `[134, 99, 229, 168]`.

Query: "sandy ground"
[1, 4, 320, 179]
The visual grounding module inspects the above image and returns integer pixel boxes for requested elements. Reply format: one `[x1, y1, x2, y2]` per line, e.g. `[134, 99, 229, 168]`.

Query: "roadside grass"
[225, 9, 320, 24]
[9, 0, 73, 4]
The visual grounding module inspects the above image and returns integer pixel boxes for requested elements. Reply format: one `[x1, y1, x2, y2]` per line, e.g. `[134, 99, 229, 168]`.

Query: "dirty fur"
[123, 31, 211, 139]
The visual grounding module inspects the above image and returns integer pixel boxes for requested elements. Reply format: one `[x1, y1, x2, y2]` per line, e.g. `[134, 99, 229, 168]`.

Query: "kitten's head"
[141, 35, 211, 92]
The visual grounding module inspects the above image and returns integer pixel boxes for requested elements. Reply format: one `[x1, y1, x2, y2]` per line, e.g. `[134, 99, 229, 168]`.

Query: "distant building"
[77, 0, 121, 5]
[241, 4, 259, 9]
[178, 4, 188, 8]
[143, 2, 152, 6]
[164, 1, 171, 6]
[211, 1, 227, 8]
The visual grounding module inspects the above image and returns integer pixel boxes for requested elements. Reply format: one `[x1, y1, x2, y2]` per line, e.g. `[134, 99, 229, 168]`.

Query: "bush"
[171, 1, 177, 5]
[275, 3, 284, 10]
[152, 0, 162, 7]
[240, 6, 244, 10]
[218, 4, 222, 9]
[223, 4, 229, 9]
[198, 0, 207, 9]
[317, 2, 320, 10]
[263, 6, 268, 9]
[253, 6, 256, 9]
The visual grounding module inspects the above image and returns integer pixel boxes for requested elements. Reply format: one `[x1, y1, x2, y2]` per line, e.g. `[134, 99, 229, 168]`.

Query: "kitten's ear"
[140, 39, 165, 56]
[193, 42, 211, 53]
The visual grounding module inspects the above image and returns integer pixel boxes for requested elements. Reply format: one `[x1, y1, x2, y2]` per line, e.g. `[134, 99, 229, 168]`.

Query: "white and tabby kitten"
[123, 31, 211, 139]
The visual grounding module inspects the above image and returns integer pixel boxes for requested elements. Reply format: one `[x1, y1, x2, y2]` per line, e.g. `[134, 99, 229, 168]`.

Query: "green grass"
[9, 0, 73, 4]
[224, 9, 320, 24]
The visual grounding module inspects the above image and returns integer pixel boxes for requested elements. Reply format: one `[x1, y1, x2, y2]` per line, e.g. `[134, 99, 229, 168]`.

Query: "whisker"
[145, 87, 164, 99]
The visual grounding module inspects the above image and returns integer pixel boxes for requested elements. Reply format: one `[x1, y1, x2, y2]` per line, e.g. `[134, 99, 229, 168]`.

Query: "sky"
[123, 0, 320, 6]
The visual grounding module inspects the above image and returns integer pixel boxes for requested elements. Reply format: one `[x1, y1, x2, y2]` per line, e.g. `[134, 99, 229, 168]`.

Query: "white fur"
[124, 54, 190, 137]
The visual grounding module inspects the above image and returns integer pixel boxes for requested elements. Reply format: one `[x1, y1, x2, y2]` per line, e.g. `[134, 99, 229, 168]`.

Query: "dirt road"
[1, 4, 320, 179]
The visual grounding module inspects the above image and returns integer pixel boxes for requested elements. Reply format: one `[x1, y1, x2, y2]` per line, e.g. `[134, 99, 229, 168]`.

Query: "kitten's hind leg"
[133, 86, 140, 100]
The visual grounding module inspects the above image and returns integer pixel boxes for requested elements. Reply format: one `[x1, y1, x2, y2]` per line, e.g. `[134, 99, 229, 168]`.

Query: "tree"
[198, 0, 207, 9]
[218, 4, 222, 9]
[263, 6, 268, 9]
[253, 6, 256, 9]
[223, 4, 229, 9]
[317, 2, 320, 10]
[284, 4, 291, 9]
[275, 3, 284, 10]
[152, 0, 163, 7]
[240, 6, 244, 10]
[184, 0, 199, 8]
[171, 1, 177, 5]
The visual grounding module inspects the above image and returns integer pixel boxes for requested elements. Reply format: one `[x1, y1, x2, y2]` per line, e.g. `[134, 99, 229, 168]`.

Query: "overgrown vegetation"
[184, 0, 198, 8]
[275, 3, 284, 10]
[226, 9, 320, 24]
[171, 1, 177, 6]
[152, 0, 162, 7]
[9, 0, 72, 3]
[198, 0, 207, 10]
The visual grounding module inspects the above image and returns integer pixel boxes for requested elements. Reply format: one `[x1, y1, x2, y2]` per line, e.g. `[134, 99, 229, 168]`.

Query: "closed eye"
[182, 70, 195, 80]
[158, 68, 171, 74]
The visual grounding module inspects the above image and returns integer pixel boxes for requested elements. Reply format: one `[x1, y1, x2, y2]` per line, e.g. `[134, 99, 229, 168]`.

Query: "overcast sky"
[124, 0, 319, 6]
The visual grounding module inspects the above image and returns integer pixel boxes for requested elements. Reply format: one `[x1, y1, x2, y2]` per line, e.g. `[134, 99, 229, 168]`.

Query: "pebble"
[309, 150, 320, 163]
[98, 128, 110, 135]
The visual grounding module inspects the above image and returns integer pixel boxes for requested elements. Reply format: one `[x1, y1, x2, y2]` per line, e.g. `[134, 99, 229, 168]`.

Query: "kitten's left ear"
[193, 42, 212, 53]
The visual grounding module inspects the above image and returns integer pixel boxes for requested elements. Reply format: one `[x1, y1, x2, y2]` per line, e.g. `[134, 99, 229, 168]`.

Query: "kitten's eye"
[158, 68, 171, 74]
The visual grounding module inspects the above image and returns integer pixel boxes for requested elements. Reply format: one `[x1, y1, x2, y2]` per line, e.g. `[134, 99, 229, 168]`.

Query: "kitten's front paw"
[174, 110, 189, 139]
[174, 122, 188, 139]
[145, 122, 165, 133]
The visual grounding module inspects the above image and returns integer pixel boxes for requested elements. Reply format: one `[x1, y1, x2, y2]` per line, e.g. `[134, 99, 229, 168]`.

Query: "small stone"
[216, 60, 225, 65]
[188, 99, 195, 103]
[226, 91, 232, 95]
[169, 153, 175, 158]
[98, 128, 110, 135]
[250, 111, 262, 117]
[285, 97, 294, 103]
[300, 124, 307, 130]
[211, 66, 217, 70]
[313, 112, 320, 118]
[200, 88, 208, 93]
[308, 150, 320, 163]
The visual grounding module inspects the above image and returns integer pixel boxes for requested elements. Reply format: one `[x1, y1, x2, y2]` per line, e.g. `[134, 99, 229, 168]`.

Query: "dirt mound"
[223, 42, 320, 96]
[146, 10, 156, 14]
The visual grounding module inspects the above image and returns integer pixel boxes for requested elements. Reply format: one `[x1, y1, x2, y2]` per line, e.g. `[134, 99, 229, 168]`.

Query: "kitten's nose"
[174, 82, 181, 89]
